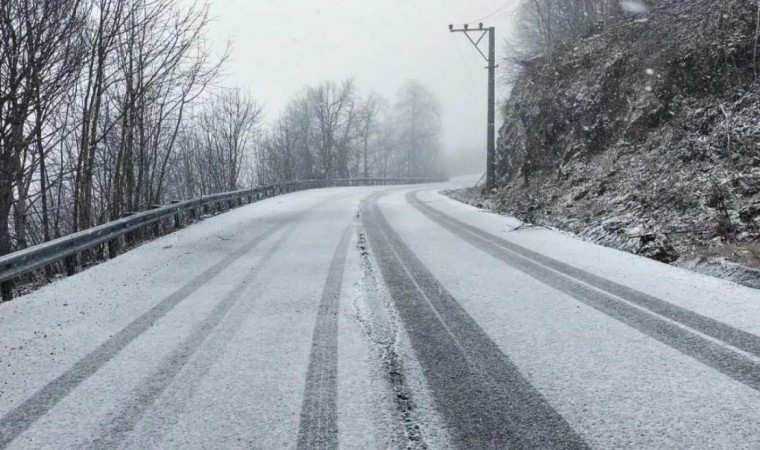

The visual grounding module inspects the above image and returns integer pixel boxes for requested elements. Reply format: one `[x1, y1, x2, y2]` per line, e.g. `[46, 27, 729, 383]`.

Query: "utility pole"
[449, 23, 497, 192]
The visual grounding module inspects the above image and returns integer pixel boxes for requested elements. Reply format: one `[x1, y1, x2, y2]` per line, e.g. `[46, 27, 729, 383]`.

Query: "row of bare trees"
[0, 0, 444, 300]
[163, 90, 263, 200]
[0, 0, 274, 299]
[256, 79, 443, 184]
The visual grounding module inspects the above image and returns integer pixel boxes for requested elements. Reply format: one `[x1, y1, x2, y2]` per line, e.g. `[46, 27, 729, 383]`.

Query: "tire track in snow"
[363, 193, 589, 449]
[0, 192, 347, 449]
[354, 220, 435, 449]
[296, 224, 352, 450]
[0, 217, 290, 449]
[86, 222, 298, 449]
[408, 190, 760, 393]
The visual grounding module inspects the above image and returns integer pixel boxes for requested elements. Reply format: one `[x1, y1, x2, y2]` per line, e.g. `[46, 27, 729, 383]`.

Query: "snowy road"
[4, 180, 760, 449]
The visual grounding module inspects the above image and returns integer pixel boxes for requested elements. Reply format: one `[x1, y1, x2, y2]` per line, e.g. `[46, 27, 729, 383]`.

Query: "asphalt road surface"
[4, 180, 760, 449]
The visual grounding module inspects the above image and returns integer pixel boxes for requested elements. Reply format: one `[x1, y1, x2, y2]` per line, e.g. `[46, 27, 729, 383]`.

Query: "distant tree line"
[256, 78, 443, 184]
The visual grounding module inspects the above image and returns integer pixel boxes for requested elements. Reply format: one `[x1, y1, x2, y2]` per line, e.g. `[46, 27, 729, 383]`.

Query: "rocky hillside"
[487, 0, 760, 285]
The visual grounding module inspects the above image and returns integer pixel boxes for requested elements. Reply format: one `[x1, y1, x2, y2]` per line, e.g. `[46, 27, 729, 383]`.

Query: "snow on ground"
[381, 184, 760, 448]
[3, 178, 760, 448]
[420, 187, 760, 337]
[0, 187, 398, 449]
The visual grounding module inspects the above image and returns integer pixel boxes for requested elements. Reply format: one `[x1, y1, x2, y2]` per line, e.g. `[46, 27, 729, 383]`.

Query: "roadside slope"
[490, 0, 760, 285]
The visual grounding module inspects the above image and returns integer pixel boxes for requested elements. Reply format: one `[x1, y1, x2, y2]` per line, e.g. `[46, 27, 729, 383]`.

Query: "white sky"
[206, 0, 519, 165]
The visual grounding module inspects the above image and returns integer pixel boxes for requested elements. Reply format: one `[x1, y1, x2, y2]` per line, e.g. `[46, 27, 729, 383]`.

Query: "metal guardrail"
[0, 177, 446, 298]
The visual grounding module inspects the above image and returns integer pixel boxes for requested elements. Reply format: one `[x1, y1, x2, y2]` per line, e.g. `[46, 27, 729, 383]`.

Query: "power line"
[465, 0, 520, 25]
[451, 34, 477, 87]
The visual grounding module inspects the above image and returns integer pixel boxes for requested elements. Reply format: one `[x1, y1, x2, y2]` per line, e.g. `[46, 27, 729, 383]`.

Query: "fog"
[206, 0, 518, 176]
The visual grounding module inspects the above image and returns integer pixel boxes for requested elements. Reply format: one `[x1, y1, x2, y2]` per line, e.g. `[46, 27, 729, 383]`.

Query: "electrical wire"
[465, 0, 521, 25]
[451, 34, 477, 87]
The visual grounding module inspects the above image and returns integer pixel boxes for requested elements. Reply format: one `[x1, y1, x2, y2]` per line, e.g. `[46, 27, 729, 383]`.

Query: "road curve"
[3, 180, 760, 449]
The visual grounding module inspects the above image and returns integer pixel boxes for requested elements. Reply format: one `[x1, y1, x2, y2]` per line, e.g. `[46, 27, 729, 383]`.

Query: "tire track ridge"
[408, 190, 760, 392]
[363, 193, 589, 449]
[296, 224, 352, 450]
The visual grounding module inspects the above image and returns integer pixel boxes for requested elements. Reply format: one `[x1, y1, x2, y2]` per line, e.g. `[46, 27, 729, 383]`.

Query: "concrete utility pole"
[449, 23, 497, 192]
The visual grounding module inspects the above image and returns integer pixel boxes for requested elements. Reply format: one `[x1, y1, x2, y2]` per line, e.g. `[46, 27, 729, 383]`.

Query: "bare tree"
[167, 89, 263, 197]
[356, 92, 386, 178]
[0, 0, 231, 299]
[72, 0, 128, 233]
[307, 79, 357, 179]
[0, 0, 89, 298]
[393, 80, 443, 177]
[255, 79, 443, 183]
[106, 0, 222, 219]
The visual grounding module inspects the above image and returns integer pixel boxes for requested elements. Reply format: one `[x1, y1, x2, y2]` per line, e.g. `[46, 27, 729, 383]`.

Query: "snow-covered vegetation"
[490, 0, 760, 284]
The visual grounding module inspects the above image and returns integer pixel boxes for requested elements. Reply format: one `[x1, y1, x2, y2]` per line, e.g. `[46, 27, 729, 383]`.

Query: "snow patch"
[620, 0, 650, 14]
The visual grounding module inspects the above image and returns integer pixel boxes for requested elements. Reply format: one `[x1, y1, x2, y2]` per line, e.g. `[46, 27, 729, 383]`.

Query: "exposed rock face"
[492, 0, 760, 278]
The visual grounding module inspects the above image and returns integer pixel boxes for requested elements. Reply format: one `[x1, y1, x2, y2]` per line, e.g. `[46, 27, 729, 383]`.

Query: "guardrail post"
[169, 201, 182, 230]
[64, 254, 77, 276]
[1, 280, 13, 301]
[150, 205, 163, 237]
[122, 212, 137, 247]
[108, 236, 121, 258]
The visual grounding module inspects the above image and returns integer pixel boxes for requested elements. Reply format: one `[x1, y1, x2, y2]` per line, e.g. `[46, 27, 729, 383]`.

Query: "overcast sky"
[205, 0, 519, 167]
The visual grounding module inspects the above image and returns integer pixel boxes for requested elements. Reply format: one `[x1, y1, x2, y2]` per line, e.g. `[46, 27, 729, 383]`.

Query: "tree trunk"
[0, 163, 14, 300]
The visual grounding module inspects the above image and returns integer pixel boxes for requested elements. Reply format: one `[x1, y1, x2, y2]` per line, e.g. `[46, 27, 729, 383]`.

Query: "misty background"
[0, 0, 521, 266]
[205, 0, 519, 176]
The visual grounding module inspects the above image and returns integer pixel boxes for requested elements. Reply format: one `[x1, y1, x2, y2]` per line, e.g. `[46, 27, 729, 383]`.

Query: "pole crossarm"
[450, 28, 490, 63]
